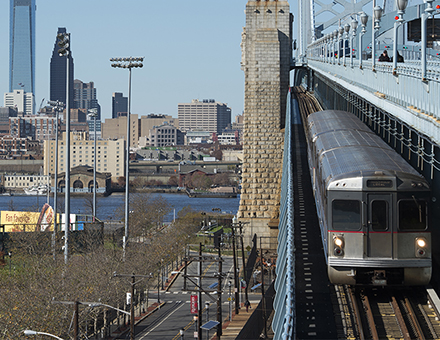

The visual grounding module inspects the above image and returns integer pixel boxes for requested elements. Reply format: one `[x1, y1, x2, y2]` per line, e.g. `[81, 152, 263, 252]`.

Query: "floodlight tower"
[109, 57, 144, 261]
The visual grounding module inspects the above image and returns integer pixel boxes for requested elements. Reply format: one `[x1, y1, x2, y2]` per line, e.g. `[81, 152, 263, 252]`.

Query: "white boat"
[24, 185, 49, 195]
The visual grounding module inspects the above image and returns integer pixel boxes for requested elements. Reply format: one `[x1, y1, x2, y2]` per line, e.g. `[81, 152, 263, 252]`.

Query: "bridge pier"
[238, 0, 292, 246]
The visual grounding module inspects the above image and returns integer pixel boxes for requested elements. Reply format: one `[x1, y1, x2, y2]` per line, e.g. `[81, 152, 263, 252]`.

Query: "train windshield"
[398, 198, 427, 230]
[332, 200, 361, 231]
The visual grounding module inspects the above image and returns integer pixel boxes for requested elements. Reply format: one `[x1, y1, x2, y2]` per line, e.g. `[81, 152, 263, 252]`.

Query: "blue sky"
[0, 1, 251, 120]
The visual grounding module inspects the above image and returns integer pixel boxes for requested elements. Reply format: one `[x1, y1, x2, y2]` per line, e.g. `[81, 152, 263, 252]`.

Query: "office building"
[149, 122, 183, 147]
[139, 114, 178, 138]
[4, 89, 34, 116]
[112, 92, 128, 118]
[50, 27, 74, 106]
[9, 115, 58, 141]
[74, 79, 101, 119]
[9, 0, 36, 95]
[43, 131, 125, 181]
[178, 99, 231, 134]
[101, 114, 139, 148]
[0, 107, 17, 136]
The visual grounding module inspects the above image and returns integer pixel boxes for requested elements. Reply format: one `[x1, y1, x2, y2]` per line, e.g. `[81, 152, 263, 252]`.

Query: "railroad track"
[337, 286, 440, 340]
[293, 86, 322, 119]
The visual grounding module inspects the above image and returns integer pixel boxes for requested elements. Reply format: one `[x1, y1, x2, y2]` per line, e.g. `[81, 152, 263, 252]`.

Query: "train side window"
[332, 200, 361, 231]
[399, 199, 427, 230]
[371, 200, 388, 231]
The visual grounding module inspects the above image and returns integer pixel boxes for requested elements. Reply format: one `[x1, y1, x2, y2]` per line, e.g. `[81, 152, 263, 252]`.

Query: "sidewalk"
[213, 303, 256, 340]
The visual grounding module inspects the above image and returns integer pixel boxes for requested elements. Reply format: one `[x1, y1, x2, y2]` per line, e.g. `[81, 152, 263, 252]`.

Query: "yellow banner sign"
[1, 210, 54, 232]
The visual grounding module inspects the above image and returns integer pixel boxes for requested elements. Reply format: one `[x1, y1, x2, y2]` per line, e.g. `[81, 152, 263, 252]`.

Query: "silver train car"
[305, 110, 431, 286]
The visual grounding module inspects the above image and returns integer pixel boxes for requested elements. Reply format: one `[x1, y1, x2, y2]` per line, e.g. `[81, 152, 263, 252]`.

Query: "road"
[115, 252, 262, 339]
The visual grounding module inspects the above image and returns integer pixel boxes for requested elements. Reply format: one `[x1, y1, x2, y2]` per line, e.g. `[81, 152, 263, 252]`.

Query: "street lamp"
[350, 18, 358, 68]
[110, 57, 144, 261]
[87, 108, 98, 219]
[343, 23, 350, 66]
[372, 4, 383, 70]
[359, 12, 369, 69]
[23, 330, 64, 340]
[56, 31, 71, 265]
[338, 24, 344, 65]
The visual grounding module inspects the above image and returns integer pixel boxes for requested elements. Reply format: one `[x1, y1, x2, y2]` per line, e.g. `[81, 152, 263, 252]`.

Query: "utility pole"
[231, 225, 239, 315]
[182, 244, 223, 339]
[238, 222, 249, 303]
[198, 244, 202, 340]
[217, 246, 223, 338]
[113, 272, 152, 340]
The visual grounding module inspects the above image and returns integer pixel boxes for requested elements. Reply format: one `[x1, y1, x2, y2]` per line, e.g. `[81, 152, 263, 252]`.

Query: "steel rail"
[362, 294, 380, 340]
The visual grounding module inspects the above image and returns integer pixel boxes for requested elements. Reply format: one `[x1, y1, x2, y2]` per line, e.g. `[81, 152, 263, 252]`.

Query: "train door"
[366, 194, 393, 258]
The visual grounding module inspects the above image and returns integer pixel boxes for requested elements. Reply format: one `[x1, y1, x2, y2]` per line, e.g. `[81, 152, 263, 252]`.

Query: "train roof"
[307, 110, 426, 185]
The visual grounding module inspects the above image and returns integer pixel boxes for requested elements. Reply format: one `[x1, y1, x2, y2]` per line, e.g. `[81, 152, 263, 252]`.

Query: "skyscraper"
[9, 0, 36, 95]
[112, 92, 128, 118]
[50, 27, 74, 107]
[74, 79, 101, 119]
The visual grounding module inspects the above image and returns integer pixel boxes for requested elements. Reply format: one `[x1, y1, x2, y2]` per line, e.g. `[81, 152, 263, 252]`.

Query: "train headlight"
[415, 237, 428, 257]
[333, 236, 344, 256]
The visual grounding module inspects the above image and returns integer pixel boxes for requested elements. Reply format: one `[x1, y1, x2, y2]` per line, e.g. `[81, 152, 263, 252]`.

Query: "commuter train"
[305, 110, 431, 286]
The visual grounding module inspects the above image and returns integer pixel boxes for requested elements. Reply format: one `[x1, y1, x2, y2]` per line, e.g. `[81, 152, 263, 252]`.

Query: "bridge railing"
[305, 57, 440, 145]
[272, 88, 295, 340]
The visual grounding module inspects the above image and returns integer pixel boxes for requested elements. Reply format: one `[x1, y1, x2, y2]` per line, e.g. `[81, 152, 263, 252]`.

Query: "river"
[0, 192, 240, 222]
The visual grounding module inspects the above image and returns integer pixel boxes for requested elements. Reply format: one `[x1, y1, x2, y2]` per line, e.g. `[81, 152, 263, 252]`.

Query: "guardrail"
[272, 89, 296, 339]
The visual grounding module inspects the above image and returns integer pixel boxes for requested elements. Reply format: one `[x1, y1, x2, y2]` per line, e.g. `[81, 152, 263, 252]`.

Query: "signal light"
[437, 4, 440, 9]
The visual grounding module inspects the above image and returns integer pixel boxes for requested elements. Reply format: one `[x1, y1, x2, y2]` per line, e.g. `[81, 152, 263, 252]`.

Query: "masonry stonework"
[239, 0, 292, 246]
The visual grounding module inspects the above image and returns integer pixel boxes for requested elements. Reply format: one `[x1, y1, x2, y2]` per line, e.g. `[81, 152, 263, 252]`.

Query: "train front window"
[332, 200, 361, 231]
[371, 200, 388, 231]
[399, 199, 427, 230]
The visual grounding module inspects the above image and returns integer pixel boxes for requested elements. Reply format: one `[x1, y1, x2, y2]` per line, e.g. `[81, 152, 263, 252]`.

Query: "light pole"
[48, 100, 63, 260]
[338, 24, 344, 65]
[87, 108, 98, 219]
[350, 18, 358, 68]
[422, 0, 435, 81]
[110, 57, 144, 261]
[359, 12, 368, 69]
[343, 23, 350, 66]
[23, 330, 64, 340]
[392, 0, 408, 75]
[57, 31, 71, 264]
[372, 4, 383, 71]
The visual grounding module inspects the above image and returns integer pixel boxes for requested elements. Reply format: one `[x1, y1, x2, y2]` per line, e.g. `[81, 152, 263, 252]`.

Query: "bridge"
[237, 0, 440, 338]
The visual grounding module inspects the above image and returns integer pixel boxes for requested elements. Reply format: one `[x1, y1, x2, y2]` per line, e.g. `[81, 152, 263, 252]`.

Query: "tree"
[168, 176, 179, 187]
[212, 173, 230, 186]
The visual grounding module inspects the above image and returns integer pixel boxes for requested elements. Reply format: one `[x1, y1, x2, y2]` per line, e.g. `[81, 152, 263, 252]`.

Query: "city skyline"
[0, 0, 248, 120]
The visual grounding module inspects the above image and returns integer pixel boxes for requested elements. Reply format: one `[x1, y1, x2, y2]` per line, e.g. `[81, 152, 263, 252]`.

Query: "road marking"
[138, 302, 186, 339]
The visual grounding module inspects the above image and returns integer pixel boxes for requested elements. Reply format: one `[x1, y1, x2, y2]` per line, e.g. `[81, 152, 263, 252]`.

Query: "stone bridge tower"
[239, 0, 292, 245]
